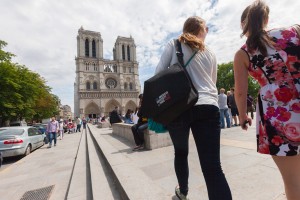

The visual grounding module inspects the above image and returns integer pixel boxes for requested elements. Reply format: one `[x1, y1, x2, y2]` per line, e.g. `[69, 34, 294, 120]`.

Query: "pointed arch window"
[92, 40, 96, 58]
[122, 45, 125, 60]
[127, 45, 130, 61]
[124, 82, 128, 90]
[113, 64, 117, 72]
[85, 63, 89, 71]
[85, 39, 89, 57]
[86, 82, 91, 90]
[93, 63, 97, 71]
[93, 82, 97, 90]
[129, 82, 133, 90]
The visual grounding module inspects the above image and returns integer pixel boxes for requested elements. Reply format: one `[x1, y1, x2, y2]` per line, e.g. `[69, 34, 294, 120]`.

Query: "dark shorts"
[231, 107, 239, 116]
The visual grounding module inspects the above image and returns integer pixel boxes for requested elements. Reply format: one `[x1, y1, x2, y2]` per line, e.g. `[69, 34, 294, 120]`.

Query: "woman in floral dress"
[234, 1, 300, 199]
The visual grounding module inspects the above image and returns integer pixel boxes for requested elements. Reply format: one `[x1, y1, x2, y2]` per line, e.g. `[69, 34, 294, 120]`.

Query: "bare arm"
[233, 49, 252, 130]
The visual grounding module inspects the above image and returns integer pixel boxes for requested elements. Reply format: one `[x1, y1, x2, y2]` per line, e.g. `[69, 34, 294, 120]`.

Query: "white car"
[0, 126, 44, 158]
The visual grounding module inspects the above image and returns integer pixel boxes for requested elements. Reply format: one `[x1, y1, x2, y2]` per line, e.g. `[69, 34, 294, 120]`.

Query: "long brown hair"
[241, 0, 274, 56]
[241, 6, 250, 26]
[179, 16, 206, 51]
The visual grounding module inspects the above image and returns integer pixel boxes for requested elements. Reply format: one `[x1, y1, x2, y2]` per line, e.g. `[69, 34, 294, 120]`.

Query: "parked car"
[0, 126, 44, 158]
[9, 120, 27, 127]
[32, 123, 47, 134]
[32, 123, 48, 143]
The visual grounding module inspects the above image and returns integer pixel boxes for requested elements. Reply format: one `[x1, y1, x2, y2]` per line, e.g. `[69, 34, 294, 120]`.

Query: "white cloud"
[1, 0, 299, 112]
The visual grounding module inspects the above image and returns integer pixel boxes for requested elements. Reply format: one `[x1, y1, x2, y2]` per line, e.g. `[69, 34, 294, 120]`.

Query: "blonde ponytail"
[179, 33, 205, 51]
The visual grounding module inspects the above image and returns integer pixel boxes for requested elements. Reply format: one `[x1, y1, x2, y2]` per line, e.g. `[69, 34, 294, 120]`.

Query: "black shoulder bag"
[140, 39, 198, 125]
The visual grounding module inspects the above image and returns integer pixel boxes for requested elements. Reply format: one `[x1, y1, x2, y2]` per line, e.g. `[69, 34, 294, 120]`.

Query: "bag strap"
[175, 39, 184, 66]
[185, 51, 198, 67]
[174, 39, 198, 68]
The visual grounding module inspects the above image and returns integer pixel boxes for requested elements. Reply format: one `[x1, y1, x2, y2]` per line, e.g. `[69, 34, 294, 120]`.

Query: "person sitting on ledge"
[109, 106, 123, 125]
[131, 94, 148, 151]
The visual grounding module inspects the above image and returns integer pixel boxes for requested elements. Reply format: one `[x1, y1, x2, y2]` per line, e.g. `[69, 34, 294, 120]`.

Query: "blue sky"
[0, 0, 299, 112]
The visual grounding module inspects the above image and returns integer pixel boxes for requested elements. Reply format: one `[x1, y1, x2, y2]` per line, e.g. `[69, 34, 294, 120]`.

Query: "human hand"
[239, 115, 252, 130]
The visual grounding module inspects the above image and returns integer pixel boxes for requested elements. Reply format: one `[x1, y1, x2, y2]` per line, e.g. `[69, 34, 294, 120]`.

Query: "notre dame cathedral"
[74, 27, 141, 118]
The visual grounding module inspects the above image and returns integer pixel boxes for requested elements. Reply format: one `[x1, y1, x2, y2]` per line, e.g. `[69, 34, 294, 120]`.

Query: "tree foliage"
[216, 62, 235, 92]
[216, 61, 260, 98]
[0, 40, 60, 125]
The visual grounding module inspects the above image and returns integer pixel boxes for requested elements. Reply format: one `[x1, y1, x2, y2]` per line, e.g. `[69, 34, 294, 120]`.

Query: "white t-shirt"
[155, 40, 219, 107]
[131, 112, 139, 124]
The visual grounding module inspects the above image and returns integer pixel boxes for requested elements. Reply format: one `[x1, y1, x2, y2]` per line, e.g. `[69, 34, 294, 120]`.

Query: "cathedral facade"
[74, 27, 141, 118]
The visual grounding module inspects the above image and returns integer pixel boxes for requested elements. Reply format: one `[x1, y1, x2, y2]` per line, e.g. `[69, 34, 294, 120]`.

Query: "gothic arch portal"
[84, 101, 100, 119]
[105, 99, 121, 116]
[125, 100, 137, 113]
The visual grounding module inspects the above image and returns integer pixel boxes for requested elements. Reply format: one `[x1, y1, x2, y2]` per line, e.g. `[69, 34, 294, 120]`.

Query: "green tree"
[0, 40, 61, 125]
[33, 92, 60, 122]
[216, 61, 260, 98]
[0, 40, 14, 62]
[0, 62, 23, 122]
[216, 62, 235, 92]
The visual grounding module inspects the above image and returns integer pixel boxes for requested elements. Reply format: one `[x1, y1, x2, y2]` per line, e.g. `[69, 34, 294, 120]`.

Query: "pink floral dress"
[241, 27, 300, 156]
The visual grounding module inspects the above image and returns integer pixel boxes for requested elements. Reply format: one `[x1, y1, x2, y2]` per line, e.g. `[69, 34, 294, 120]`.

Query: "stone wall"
[111, 123, 173, 150]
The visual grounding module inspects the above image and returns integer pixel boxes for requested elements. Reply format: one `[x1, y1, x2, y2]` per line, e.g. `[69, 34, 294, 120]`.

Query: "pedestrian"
[82, 117, 87, 129]
[246, 93, 254, 119]
[101, 116, 107, 122]
[227, 88, 239, 126]
[218, 88, 231, 128]
[67, 119, 73, 134]
[109, 106, 123, 125]
[46, 116, 59, 148]
[226, 90, 233, 126]
[76, 117, 82, 132]
[131, 94, 148, 151]
[234, 1, 300, 199]
[72, 120, 77, 133]
[59, 119, 64, 140]
[124, 109, 134, 124]
[155, 16, 232, 200]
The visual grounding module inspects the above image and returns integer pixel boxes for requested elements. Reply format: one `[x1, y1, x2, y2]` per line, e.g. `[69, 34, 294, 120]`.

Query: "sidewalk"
[0, 121, 287, 200]
[0, 132, 82, 200]
[88, 120, 286, 200]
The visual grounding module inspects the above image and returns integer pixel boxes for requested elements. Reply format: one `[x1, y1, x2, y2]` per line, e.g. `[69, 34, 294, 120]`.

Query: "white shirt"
[131, 112, 139, 124]
[155, 39, 218, 107]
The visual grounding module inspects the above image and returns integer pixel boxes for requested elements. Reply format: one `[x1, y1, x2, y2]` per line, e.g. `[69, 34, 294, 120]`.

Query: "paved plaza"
[0, 115, 287, 200]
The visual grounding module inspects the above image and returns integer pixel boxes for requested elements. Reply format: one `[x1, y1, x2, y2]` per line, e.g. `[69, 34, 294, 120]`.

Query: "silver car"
[0, 126, 45, 158]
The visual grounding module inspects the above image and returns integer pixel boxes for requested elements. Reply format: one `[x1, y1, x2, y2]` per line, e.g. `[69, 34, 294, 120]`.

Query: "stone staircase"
[66, 128, 123, 200]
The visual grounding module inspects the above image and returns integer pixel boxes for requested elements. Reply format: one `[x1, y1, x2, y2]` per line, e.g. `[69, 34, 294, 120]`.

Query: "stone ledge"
[97, 122, 110, 128]
[111, 123, 172, 150]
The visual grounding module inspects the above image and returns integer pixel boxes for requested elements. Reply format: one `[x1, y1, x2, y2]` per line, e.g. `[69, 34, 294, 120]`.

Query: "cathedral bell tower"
[74, 27, 141, 118]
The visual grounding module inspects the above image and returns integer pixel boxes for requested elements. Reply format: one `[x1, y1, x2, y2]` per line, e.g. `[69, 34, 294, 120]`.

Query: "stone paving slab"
[0, 118, 287, 200]
[0, 132, 82, 200]
[89, 118, 286, 200]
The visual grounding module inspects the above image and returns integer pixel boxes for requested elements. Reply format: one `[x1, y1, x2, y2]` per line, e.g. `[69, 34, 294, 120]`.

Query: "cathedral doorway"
[125, 100, 137, 113]
[105, 99, 121, 116]
[84, 102, 100, 119]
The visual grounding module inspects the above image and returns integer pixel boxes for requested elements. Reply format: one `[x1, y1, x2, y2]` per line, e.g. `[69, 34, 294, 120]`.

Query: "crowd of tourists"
[218, 87, 254, 129]
[45, 116, 87, 148]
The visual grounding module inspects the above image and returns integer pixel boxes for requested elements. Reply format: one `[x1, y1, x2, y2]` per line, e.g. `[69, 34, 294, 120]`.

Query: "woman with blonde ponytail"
[155, 16, 232, 200]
